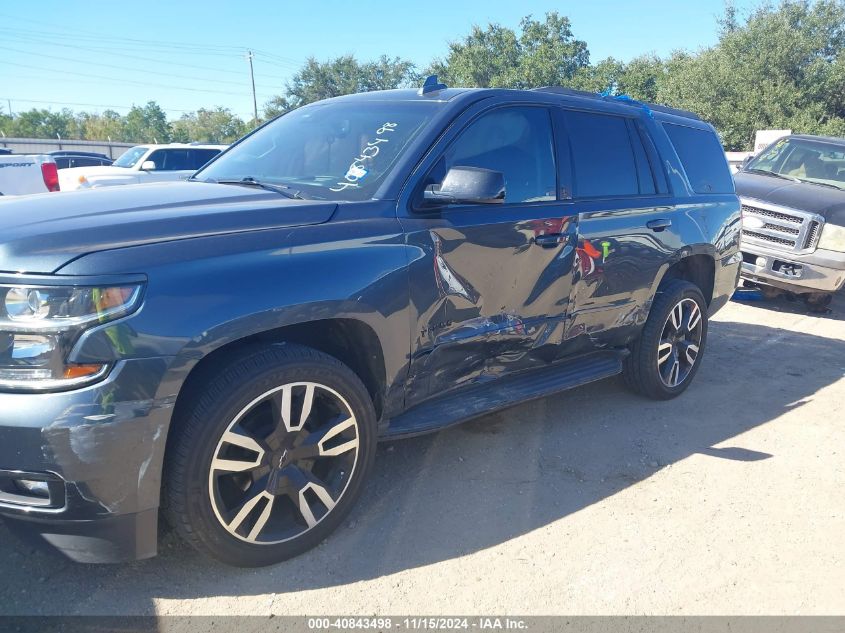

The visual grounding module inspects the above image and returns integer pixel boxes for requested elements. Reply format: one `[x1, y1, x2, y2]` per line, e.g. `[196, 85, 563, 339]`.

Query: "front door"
[401, 105, 578, 408]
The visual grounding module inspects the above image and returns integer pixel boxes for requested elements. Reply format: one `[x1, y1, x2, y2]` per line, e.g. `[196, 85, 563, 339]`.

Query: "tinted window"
[564, 110, 639, 198]
[148, 149, 194, 171]
[54, 157, 70, 169]
[69, 157, 107, 168]
[434, 107, 556, 204]
[664, 123, 734, 194]
[190, 149, 221, 170]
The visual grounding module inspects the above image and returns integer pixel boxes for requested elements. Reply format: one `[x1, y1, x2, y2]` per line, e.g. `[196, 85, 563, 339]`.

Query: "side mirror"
[741, 155, 753, 168]
[140, 160, 157, 171]
[423, 166, 505, 206]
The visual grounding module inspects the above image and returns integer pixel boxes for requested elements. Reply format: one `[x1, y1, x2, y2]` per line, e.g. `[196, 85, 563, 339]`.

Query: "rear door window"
[190, 149, 221, 170]
[664, 123, 734, 194]
[563, 110, 641, 198]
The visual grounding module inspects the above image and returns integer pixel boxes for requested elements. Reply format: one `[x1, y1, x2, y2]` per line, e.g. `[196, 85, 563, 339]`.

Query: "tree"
[431, 12, 589, 89]
[78, 110, 125, 141]
[123, 101, 171, 143]
[6, 108, 76, 139]
[171, 107, 249, 143]
[657, 0, 845, 149]
[264, 55, 418, 117]
[0, 106, 11, 136]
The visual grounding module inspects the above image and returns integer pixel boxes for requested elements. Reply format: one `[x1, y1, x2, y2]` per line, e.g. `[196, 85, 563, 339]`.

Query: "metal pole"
[248, 50, 259, 125]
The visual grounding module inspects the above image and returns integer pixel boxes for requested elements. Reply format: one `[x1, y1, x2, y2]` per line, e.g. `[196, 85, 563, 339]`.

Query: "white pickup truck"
[58, 143, 226, 191]
[0, 154, 60, 196]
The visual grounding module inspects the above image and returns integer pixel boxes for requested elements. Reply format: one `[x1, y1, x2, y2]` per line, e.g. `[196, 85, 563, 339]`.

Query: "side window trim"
[550, 108, 574, 200]
[633, 119, 669, 194]
[625, 119, 656, 195]
[413, 104, 559, 212]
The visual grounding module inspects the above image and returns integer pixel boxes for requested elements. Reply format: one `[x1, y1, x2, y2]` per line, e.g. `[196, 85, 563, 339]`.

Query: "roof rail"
[531, 86, 602, 99]
[531, 86, 700, 120]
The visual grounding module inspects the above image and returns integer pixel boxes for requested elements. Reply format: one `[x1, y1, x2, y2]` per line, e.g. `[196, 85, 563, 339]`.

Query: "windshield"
[195, 101, 437, 201]
[744, 137, 845, 190]
[113, 146, 149, 168]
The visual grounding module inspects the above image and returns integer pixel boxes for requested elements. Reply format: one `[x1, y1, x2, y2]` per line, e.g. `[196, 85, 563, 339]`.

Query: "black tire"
[623, 279, 708, 400]
[163, 343, 376, 567]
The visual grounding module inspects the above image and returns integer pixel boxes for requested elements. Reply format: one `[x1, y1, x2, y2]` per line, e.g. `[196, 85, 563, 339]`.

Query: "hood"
[58, 166, 139, 189]
[734, 171, 845, 226]
[0, 181, 337, 273]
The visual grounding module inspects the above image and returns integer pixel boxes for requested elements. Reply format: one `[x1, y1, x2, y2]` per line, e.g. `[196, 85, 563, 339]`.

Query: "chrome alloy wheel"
[657, 298, 703, 388]
[208, 382, 360, 544]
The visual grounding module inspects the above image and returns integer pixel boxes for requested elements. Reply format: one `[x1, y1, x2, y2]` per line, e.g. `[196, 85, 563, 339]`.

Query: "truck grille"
[741, 202, 824, 254]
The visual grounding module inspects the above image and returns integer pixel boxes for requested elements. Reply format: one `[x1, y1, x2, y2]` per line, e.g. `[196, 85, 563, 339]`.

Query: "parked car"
[0, 79, 740, 566]
[0, 154, 59, 196]
[735, 134, 845, 309]
[57, 143, 226, 191]
[49, 150, 113, 170]
[0, 148, 11, 155]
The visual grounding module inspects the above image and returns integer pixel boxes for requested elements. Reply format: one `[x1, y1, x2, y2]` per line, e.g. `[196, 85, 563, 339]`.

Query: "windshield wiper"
[743, 168, 800, 183]
[795, 178, 845, 191]
[205, 177, 306, 199]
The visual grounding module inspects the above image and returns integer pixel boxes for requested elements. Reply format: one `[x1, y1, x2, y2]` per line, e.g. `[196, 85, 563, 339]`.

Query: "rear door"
[559, 108, 681, 350]
[139, 149, 196, 182]
[401, 104, 579, 407]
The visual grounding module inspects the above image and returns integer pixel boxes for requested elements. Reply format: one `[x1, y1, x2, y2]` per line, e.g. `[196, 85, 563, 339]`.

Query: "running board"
[381, 350, 627, 439]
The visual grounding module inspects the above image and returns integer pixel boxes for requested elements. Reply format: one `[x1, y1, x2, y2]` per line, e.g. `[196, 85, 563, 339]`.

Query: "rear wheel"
[164, 344, 376, 567]
[624, 279, 708, 400]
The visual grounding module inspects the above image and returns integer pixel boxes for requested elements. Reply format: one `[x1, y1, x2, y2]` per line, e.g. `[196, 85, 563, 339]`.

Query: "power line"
[0, 45, 269, 88]
[0, 60, 276, 99]
[0, 32, 293, 81]
[0, 97, 195, 114]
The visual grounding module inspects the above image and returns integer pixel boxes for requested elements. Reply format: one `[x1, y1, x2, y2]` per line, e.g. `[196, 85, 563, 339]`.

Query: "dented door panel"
[402, 204, 577, 408]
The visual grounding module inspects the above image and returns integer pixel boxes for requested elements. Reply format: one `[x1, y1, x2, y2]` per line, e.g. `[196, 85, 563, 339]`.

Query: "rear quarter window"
[664, 123, 734, 194]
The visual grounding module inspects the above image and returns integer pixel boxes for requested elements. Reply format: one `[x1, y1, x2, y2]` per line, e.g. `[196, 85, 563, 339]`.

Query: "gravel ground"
[1, 292, 843, 617]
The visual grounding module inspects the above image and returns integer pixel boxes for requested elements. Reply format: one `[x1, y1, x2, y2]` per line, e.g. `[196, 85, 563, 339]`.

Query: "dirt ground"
[1, 292, 843, 617]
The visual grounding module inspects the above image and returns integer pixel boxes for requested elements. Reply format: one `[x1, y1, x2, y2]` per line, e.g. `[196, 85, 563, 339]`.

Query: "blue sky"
[0, 0, 754, 122]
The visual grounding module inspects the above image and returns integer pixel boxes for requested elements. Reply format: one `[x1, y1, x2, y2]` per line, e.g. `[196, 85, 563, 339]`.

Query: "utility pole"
[7, 99, 11, 117]
[247, 50, 259, 126]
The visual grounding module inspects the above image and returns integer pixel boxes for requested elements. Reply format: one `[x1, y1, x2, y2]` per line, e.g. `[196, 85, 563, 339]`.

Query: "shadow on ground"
[1, 311, 843, 615]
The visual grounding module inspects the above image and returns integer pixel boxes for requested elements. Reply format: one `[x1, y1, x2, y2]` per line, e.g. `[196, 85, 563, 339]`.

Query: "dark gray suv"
[0, 80, 741, 566]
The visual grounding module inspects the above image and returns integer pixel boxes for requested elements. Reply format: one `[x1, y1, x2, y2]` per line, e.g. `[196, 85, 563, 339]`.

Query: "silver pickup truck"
[734, 134, 845, 310]
[0, 154, 60, 196]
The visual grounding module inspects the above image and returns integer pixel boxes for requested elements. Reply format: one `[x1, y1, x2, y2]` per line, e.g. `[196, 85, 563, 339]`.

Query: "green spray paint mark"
[601, 241, 612, 261]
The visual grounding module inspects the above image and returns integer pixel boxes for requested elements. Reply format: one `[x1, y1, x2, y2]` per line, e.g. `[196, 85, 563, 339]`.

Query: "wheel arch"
[653, 248, 716, 306]
[170, 317, 389, 428]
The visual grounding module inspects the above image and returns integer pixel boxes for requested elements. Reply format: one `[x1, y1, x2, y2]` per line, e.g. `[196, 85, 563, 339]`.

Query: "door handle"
[533, 233, 566, 247]
[646, 218, 672, 232]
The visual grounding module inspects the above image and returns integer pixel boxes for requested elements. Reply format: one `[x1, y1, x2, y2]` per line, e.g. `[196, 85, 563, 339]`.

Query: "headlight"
[0, 284, 143, 391]
[817, 223, 845, 253]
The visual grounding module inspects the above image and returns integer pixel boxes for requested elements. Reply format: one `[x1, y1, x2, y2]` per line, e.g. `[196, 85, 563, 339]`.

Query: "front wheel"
[164, 344, 376, 567]
[624, 279, 708, 400]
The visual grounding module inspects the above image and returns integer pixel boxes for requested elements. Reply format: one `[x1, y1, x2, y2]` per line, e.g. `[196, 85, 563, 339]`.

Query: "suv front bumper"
[740, 243, 845, 294]
[0, 357, 174, 563]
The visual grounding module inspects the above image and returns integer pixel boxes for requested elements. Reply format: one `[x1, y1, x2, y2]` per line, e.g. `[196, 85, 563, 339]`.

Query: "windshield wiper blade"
[796, 178, 845, 191]
[743, 168, 800, 183]
[210, 177, 305, 199]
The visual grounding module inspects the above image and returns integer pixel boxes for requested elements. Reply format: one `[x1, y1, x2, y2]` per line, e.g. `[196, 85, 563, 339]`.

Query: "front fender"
[61, 217, 411, 410]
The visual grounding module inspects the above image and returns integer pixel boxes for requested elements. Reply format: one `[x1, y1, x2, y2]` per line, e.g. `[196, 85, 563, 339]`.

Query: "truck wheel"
[164, 344, 376, 567]
[623, 279, 708, 400]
